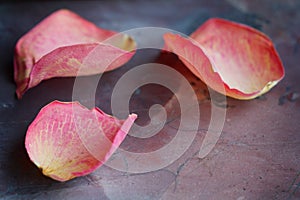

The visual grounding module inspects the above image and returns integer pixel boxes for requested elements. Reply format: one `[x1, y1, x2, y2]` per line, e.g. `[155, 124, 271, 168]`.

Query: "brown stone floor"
[0, 0, 299, 199]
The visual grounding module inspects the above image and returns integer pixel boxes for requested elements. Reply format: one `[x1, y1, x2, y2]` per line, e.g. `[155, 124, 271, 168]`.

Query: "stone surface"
[0, 0, 299, 199]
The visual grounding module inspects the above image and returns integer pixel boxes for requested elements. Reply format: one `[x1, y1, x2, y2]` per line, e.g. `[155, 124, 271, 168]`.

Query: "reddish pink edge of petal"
[191, 18, 271, 44]
[93, 107, 137, 163]
[163, 33, 234, 97]
[24, 101, 81, 160]
[25, 101, 57, 174]
[113, 113, 138, 148]
[67, 111, 137, 178]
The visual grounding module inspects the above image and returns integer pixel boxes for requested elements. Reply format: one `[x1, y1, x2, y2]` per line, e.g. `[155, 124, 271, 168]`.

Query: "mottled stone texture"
[0, 0, 299, 199]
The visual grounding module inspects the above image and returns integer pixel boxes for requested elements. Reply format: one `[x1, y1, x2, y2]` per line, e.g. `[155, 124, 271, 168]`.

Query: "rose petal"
[25, 100, 137, 181]
[164, 18, 285, 99]
[14, 9, 136, 99]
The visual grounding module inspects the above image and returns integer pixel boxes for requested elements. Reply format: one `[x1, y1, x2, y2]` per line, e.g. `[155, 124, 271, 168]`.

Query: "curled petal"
[14, 9, 136, 98]
[25, 101, 137, 181]
[164, 18, 284, 99]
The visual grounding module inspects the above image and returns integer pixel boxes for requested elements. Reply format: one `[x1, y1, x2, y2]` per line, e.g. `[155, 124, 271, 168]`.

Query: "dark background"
[0, 0, 300, 199]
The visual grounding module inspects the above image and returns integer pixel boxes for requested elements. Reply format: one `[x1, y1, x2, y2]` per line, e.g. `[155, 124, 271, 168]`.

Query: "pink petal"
[14, 9, 136, 99]
[25, 101, 137, 181]
[164, 18, 284, 99]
